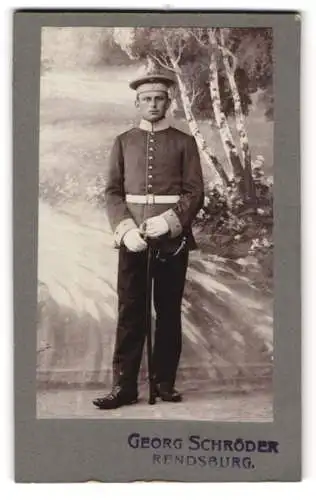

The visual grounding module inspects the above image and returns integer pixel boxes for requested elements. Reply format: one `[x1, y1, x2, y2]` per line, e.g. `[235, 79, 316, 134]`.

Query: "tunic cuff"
[114, 218, 138, 246]
[162, 209, 183, 238]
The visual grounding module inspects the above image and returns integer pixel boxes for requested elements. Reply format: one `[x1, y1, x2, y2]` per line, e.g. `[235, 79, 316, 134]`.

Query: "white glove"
[144, 216, 169, 238]
[123, 228, 148, 252]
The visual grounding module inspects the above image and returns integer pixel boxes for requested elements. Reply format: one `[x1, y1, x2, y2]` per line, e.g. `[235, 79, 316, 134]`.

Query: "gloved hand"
[143, 216, 169, 238]
[123, 228, 148, 252]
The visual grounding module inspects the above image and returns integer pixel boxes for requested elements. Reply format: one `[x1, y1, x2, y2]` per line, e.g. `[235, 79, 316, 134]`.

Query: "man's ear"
[135, 96, 140, 109]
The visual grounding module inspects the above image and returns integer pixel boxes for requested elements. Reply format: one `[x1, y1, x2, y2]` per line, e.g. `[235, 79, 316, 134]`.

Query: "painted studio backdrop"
[37, 27, 274, 420]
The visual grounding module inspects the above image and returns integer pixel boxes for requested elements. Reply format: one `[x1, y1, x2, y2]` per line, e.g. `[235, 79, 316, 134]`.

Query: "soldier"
[93, 72, 204, 410]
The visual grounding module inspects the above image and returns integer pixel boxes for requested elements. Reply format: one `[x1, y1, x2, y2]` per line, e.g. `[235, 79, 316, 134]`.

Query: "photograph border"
[13, 10, 301, 482]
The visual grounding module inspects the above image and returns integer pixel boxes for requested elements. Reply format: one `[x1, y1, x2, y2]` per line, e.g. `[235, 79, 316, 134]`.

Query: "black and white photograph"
[36, 26, 274, 421]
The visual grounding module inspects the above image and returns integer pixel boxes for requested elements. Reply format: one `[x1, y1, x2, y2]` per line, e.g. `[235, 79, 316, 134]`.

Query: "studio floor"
[37, 387, 273, 421]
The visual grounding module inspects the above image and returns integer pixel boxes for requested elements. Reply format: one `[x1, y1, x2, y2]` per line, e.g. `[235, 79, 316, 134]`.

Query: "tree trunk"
[207, 29, 245, 196]
[175, 72, 229, 186]
[161, 48, 229, 186]
[220, 31, 255, 201]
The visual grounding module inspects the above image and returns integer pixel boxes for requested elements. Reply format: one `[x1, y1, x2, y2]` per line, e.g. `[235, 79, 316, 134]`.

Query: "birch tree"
[154, 31, 229, 185]
[205, 29, 247, 197]
[219, 29, 255, 200]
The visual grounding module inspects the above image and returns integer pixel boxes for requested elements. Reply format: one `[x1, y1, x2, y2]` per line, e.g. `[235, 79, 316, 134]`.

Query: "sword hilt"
[139, 221, 168, 247]
[139, 222, 148, 241]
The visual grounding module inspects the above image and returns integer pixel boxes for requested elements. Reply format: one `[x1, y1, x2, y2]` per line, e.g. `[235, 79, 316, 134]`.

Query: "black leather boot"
[92, 386, 138, 410]
[154, 383, 182, 402]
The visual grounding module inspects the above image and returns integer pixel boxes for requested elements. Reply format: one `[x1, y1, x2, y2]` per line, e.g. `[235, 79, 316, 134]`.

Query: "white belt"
[126, 194, 180, 205]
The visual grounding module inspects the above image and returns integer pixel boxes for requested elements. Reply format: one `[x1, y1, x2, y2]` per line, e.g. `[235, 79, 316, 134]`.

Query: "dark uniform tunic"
[105, 120, 204, 392]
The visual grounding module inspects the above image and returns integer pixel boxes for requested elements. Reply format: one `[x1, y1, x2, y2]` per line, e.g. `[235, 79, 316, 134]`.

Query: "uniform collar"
[139, 117, 170, 132]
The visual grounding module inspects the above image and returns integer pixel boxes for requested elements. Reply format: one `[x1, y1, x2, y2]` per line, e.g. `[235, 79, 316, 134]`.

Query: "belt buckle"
[146, 194, 155, 204]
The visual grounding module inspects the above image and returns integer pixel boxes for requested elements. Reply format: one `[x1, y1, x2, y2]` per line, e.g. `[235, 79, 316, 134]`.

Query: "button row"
[148, 132, 154, 190]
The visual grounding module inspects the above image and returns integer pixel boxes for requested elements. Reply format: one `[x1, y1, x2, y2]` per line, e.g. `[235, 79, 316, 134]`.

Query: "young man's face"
[135, 90, 170, 122]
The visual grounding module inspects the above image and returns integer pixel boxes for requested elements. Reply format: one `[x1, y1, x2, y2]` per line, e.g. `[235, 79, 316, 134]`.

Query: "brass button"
[148, 166, 153, 170]
[148, 174, 153, 179]
[148, 184, 152, 188]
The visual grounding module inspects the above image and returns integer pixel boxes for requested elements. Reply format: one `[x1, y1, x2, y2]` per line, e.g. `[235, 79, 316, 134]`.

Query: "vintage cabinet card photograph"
[13, 10, 301, 482]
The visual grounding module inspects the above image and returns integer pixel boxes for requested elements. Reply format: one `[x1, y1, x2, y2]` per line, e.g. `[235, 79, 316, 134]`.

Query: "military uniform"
[93, 73, 204, 409]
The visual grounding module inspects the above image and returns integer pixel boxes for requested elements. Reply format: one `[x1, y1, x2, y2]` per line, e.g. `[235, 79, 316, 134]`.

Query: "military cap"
[129, 72, 176, 93]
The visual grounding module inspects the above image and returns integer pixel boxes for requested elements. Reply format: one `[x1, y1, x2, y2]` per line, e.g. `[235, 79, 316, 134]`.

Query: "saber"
[145, 244, 156, 405]
[141, 223, 156, 405]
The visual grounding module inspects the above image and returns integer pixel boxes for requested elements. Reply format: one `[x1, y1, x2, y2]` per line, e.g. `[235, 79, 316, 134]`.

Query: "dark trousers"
[112, 245, 189, 393]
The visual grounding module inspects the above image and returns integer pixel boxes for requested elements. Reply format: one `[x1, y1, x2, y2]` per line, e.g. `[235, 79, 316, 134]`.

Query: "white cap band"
[136, 82, 169, 94]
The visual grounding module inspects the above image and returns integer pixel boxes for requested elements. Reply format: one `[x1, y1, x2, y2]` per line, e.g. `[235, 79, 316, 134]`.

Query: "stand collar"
[139, 117, 170, 132]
